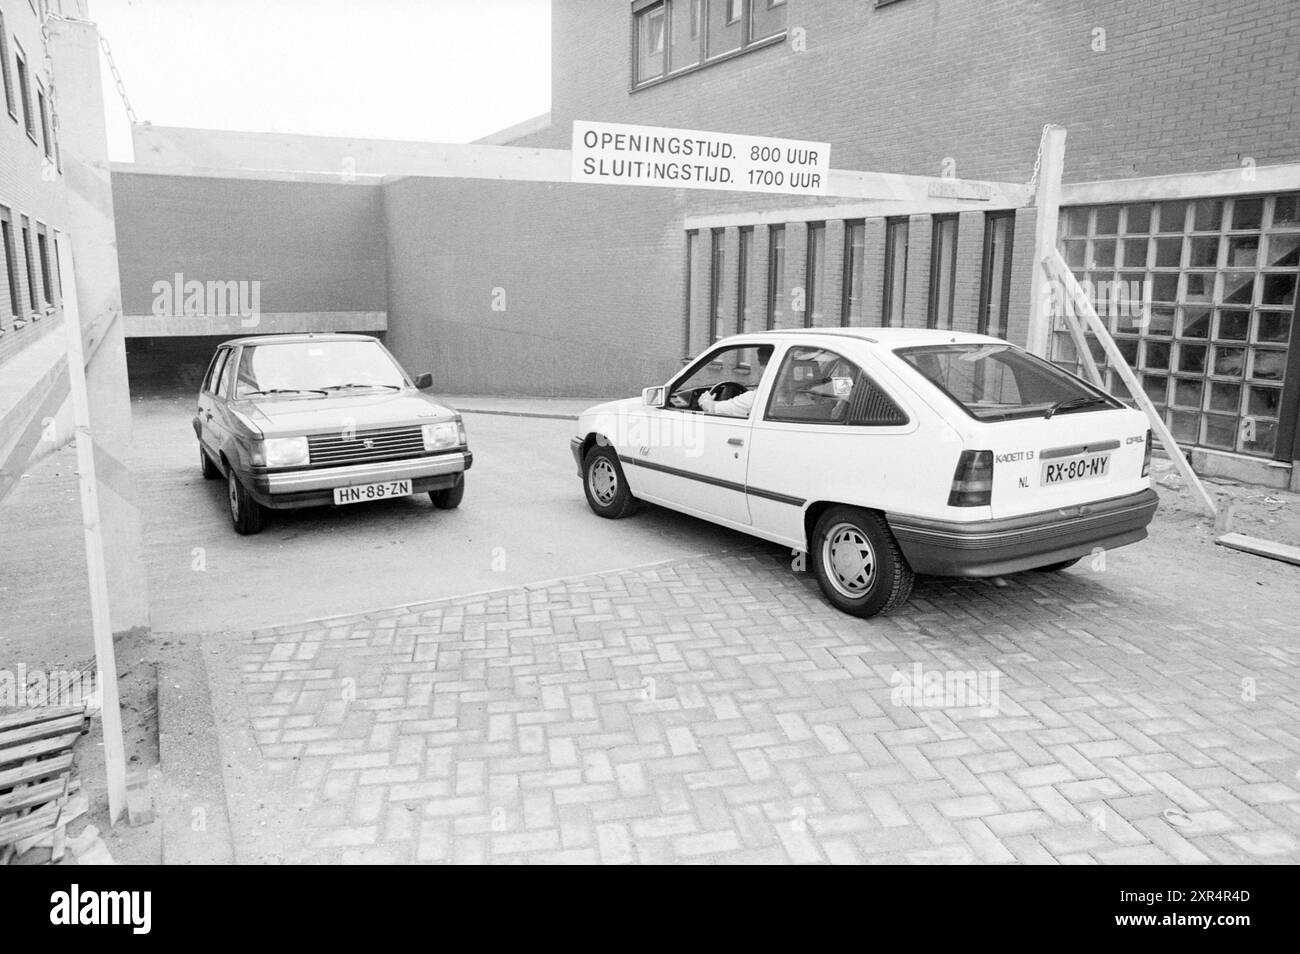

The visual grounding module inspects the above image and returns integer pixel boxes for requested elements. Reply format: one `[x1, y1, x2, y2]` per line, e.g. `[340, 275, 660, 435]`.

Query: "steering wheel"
[707, 381, 747, 402]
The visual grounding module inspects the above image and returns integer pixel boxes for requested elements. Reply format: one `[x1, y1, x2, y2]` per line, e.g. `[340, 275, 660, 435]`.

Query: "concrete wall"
[112, 171, 388, 319]
[382, 175, 688, 397]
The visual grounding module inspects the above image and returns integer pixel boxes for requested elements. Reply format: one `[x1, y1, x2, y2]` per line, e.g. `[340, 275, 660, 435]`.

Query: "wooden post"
[57, 239, 129, 824]
[1026, 126, 1067, 357]
[1044, 249, 1218, 518]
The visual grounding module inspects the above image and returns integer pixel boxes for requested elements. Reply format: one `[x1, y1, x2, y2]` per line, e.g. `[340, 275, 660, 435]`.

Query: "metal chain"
[42, 7, 140, 127]
[1026, 123, 1050, 197]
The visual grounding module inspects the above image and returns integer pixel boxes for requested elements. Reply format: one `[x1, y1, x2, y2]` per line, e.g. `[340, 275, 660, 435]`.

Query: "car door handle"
[727, 437, 744, 446]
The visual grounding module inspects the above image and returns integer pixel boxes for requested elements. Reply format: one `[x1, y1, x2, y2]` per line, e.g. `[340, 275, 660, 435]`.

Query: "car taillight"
[948, 450, 994, 507]
[1142, 429, 1152, 477]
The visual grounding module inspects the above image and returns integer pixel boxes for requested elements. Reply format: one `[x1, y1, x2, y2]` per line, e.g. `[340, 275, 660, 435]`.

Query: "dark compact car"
[194, 333, 471, 534]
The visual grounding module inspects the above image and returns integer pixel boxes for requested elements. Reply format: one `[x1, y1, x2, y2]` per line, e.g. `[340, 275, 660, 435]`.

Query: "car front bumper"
[887, 487, 1159, 577]
[570, 437, 585, 476]
[246, 450, 472, 509]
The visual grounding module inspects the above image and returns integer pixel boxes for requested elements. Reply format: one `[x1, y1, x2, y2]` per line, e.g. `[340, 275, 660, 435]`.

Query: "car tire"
[200, 445, 220, 480]
[809, 506, 914, 618]
[1032, 557, 1081, 572]
[583, 444, 637, 519]
[430, 474, 465, 510]
[228, 470, 265, 535]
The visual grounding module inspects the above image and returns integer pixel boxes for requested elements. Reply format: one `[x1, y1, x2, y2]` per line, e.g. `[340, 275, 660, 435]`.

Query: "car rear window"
[894, 343, 1119, 422]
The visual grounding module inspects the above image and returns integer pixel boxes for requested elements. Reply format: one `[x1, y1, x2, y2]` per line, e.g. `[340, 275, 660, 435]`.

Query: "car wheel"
[228, 470, 265, 535]
[430, 474, 465, 510]
[583, 444, 637, 519]
[1032, 557, 1081, 572]
[810, 506, 914, 618]
[200, 445, 220, 480]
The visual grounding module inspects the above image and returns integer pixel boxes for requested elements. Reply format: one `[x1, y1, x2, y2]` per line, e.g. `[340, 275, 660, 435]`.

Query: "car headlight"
[422, 420, 466, 451]
[256, 436, 310, 467]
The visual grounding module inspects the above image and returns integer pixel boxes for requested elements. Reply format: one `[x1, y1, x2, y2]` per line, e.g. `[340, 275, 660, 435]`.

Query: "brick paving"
[201, 535, 1300, 865]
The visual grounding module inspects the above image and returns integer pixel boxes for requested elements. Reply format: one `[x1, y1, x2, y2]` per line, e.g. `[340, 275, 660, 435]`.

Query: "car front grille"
[307, 425, 427, 467]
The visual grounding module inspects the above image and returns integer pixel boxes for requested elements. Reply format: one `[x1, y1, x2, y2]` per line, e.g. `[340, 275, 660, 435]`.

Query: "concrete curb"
[157, 636, 237, 864]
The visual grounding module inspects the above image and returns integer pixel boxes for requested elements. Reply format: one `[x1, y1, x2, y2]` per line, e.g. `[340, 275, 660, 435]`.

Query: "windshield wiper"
[247, 388, 327, 396]
[320, 383, 402, 392]
[1044, 395, 1107, 419]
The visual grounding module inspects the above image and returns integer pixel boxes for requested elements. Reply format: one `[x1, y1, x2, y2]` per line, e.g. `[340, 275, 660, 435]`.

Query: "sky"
[89, 0, 552, 161]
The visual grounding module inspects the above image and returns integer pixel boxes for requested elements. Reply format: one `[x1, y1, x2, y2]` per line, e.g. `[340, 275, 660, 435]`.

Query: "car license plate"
[333, 479, 413, 505]
[1041, 453, 1110, 486]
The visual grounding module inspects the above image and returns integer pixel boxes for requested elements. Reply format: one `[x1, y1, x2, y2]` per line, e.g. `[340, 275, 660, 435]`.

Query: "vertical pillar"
[1027, 125, 1067, 356]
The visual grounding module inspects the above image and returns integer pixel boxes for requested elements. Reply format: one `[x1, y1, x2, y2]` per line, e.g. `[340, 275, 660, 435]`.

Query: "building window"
[842, 220, 866, 326]
[20, 218, 37, 314]
[979, 212, 1015, 339]
[805, 222, 825, 327]
[1, 208, 19, 327]
[635, 2, 667, 85]
[736, 226, 755, 334]
[750, 0, 787, 43]
[710, 228, 726, 342]
[928, 215, 959, 330]
[669, 0, 703, 71]
[0, 12, 15, 119]
[36, 79, 52, 158]
[766, 224, 786, 329]
[633, 0, 785, 88]
[883, 217, 909, 327]
[683, 229, 697, 357]
[36, 226, 53, 307]
[14, 41, 33, 139]
[1056, 194, 1300, 460]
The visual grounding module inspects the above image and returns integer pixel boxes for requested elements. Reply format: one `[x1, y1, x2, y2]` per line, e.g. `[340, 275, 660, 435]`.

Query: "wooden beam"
[57, 239, 130, 824]
[1026, 126, 1067, 356]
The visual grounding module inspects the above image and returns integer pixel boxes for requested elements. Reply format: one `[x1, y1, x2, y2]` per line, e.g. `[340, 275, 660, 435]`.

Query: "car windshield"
[233, 341, 407, 399]
[894, 343, 1116, 421]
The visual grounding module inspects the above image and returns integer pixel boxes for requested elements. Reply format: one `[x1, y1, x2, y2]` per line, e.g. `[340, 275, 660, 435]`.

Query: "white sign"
[572, 120, 830, 196]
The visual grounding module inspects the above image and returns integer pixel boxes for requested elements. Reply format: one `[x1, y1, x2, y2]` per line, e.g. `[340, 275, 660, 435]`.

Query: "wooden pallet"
[0, 704, 89, 864]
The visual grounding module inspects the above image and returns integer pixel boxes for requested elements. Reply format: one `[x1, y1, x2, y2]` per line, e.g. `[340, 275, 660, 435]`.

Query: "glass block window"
[1054, 193, 1298, 459]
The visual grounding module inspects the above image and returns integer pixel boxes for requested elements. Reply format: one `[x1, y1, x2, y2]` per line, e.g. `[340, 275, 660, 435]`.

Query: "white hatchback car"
[570, 329, 1158, 618]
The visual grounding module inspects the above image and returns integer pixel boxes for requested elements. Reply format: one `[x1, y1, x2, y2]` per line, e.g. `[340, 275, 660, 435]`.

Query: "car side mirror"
[642, 386, 666, 408]
[414, 372, 433, 390]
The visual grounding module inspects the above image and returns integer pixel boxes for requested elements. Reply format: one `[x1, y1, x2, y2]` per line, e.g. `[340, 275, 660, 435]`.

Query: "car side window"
[203, 349, 228, 395]
[214, 348, 237, 399]
[764, 346, 908, 426]
[668, 344, 775, 415]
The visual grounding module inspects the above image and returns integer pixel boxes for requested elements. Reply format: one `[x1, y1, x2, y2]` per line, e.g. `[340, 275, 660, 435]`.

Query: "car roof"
[717, 327, 1009, 349]
[220, 333, 380, 348]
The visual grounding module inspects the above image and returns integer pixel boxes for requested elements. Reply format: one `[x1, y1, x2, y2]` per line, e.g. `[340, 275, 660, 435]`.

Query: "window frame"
[736, 225, 753, 336]
[709, 227, 725, 344]
[766, 224, 786, 330]
[0, 207, 19, 323]
[841, 219, 866, 327]
[666, 341, 775, 414]
[804, 221, 825, 328]
[13, 39, 34, 142]
[927, 214, 959, 330]
[882, 217, 909, 327]
[631, 0, 787, 91]
[35, 222, 53, 309]
[0, 11, 16, 120]
[19, 216, 37, 314]
[978, 211, 1016, 339]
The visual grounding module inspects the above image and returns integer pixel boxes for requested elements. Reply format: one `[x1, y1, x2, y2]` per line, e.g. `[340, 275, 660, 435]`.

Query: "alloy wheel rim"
[228, 473, 239, 520]
[589, 458, 618, 505]
[823, 522, 876, 598]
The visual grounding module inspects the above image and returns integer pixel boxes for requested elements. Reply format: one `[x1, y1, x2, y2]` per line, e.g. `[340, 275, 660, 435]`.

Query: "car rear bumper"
[886, 487, 1159, 577]
[246, 450, 472, 509]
